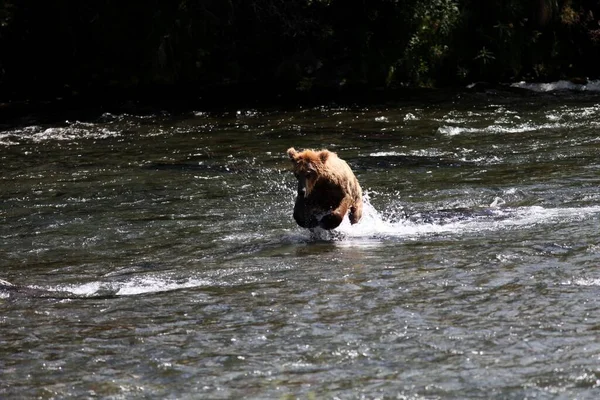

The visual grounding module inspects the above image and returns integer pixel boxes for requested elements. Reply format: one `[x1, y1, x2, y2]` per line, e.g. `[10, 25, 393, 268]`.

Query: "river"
[2, 88, 600, 399]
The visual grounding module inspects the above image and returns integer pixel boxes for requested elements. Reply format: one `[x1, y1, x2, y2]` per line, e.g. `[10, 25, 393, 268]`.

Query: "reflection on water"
[2, 90, 600, 398]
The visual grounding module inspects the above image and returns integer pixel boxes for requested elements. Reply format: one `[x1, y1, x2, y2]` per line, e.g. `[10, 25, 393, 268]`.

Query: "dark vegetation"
[1, 0, 600, 104]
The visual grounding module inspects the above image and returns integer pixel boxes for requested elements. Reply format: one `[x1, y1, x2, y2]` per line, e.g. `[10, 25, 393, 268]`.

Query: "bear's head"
[287, 147, 330, 197]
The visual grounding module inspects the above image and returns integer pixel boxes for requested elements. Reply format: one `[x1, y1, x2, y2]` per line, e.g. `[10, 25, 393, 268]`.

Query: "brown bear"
[287, 147, 363, 230]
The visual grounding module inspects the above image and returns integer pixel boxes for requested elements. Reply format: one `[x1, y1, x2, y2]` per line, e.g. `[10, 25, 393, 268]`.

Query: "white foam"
[334, 195, 600, 241]
[369, 149, 451, 158]
[368, 149, 502, 164]
[567, 278, 600, 286]
[115, 276, 210, 296]
[437, 126, 480, 136]
[369, 151, 403, 157]
[0, 133, 19, 146]
[38, 276, 211, 297]
[0, 125, 121, 146]
[31, 127, 120, 142]
[54, 281, 103, 296]
[511, 80, 600, 92]
[437, 121, 578, 137]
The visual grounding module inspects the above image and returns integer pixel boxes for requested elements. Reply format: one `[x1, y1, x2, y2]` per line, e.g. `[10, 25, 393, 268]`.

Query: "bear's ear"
[319, 150, 330, 163]
[287, 147, 298, 160]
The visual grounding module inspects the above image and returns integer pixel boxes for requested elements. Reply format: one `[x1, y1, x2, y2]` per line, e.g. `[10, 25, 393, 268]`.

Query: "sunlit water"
[2, 89, 600, 399]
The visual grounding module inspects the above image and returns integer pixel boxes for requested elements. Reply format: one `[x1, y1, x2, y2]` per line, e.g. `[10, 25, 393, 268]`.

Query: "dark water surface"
[2, 91, 600, 399]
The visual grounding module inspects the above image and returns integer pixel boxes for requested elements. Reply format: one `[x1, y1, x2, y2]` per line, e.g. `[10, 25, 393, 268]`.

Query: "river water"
[2, 89, 600, 399]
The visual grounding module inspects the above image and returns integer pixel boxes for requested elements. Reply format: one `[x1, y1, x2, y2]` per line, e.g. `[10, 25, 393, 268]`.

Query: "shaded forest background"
[1, 0, 600, 103]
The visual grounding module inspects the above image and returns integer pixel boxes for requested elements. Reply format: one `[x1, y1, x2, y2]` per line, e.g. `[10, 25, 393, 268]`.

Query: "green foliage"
[474, 47, 496, 65]
[1, 0, 600, 101]
[400, 0, 460, 85]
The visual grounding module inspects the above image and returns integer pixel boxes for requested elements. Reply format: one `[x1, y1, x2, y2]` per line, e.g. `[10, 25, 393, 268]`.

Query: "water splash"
[332, 194, 600, 241]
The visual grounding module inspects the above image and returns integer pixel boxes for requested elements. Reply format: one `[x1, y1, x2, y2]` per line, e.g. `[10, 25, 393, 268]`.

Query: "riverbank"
[0, 81, 573, 129]
[3, 1, 600, 113]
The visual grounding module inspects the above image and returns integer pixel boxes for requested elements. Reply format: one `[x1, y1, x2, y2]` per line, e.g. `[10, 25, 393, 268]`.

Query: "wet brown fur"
[287, 147, 363, 230]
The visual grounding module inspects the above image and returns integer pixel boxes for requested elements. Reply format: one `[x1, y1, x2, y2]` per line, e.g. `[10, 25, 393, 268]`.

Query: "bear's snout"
[296, 176, 309, 197]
